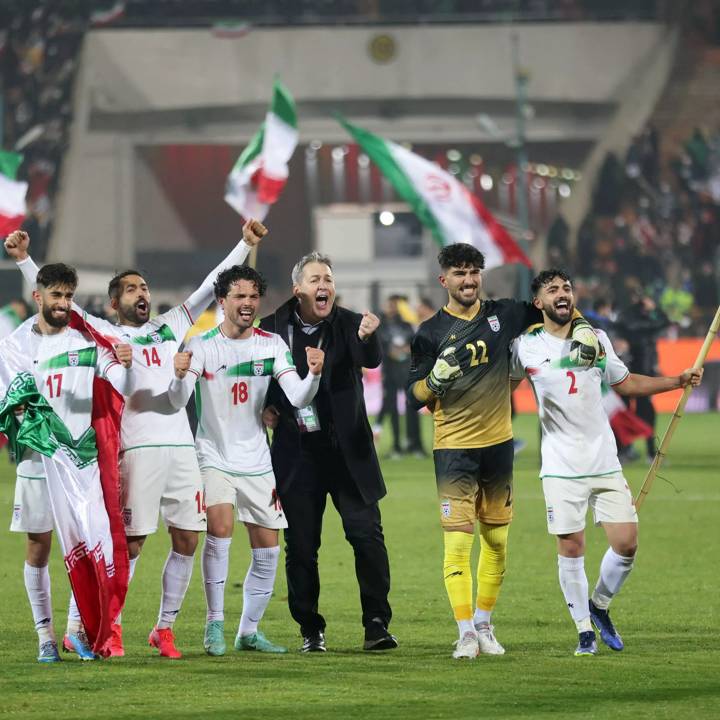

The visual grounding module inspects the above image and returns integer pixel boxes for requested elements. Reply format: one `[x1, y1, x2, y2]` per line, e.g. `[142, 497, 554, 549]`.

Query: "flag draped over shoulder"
[338, 117, 531, 270]
[0, 315, 128, 656]
[224, 78, 298, 221]
[0, 150, 27, 236]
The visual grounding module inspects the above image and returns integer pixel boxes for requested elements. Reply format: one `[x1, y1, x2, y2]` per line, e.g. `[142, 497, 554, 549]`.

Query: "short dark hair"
[437, 243, 485, 271]
[108, 270, 145, 301]
[36, 263, 78, 290]
[214, 265, 267, 299]
[531, 268, 573, 296]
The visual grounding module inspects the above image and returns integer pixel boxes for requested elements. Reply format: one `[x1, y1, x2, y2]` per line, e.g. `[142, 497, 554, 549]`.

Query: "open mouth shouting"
[554, 298, 571, 314]
[314, 291, 332, 315]
[238, 307, 255, 324]
[135, 298, 150, 317]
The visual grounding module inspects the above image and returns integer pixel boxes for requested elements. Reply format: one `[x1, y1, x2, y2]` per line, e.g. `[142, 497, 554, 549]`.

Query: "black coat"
[259, 298, 386, 505]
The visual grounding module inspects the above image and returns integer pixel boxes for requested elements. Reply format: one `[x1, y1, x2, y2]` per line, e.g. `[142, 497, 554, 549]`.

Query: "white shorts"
[202, 467, 288, 530]
[120, 446, 206, 535]
[10, 473, 53, 534]
[542, 471, 638, 535]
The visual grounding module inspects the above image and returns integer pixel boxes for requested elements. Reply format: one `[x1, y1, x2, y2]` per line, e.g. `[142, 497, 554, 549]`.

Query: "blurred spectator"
[0, 297, 31, 338]
[615, 292, 669, 462]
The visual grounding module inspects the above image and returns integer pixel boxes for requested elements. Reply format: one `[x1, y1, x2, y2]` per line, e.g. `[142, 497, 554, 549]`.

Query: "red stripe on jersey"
[253, 327, 273, 339]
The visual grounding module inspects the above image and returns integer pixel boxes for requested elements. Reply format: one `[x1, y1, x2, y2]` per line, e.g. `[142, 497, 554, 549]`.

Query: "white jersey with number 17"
[511, 328, 629, 479]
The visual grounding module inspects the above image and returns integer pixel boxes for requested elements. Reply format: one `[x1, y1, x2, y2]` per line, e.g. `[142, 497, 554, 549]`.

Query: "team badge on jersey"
[488, 315, 501, 332]
[253, 360, 265, 376]
[13, 504, 21, 523]
[441, 499, 451, 517]
[68, 351, 79, 367]
[546, 506, 554, 523]
[122, 507, 132, 527]
[150, 332, 162, 344]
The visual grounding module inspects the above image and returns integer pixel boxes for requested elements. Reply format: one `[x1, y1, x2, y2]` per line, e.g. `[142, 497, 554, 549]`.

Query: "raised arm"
[276, 347, 324, 408]
[98, 343, 134, 397]
[182, 219, 267, 322]
[167, 350, 198, 410]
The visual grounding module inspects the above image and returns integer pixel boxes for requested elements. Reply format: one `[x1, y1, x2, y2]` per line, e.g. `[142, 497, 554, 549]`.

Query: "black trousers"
[280, 440, 392, 636]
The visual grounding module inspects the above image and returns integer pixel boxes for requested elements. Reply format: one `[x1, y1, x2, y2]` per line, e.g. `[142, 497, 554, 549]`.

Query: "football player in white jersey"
[2, 263, 133, 662]
[4, 220, 267, 658]
[511, 269, 702, 656]
[168, 264, 324, 655]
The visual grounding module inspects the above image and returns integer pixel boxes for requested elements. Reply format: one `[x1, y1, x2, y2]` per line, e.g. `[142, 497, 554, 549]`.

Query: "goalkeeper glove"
[426, 346, 462, 396]
[569, 317, 602, 368]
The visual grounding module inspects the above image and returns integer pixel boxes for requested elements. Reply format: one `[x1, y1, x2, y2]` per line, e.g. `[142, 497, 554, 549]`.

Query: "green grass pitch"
[0, 413, 718, 719]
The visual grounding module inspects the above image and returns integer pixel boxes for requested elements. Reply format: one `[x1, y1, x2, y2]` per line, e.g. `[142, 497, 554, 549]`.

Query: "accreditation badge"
[295, 402, 321, 433]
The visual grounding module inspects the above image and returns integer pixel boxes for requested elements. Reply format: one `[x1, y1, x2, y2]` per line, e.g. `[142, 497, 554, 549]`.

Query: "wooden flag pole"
[635, 304, 720, 511]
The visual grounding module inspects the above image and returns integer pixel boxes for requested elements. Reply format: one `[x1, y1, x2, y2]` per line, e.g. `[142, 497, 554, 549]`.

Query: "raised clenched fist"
[4, 230, 30, 261]
[306, 346, 325, 376]
[174, 351, 193, 379]
[242, 218, 268, 247]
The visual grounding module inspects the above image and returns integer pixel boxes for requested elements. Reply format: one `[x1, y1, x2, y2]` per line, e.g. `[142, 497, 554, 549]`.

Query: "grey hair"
[291, 251, 333, 285]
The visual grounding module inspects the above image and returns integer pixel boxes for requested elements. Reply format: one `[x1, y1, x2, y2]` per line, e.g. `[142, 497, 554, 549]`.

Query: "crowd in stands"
[0, 1, 88, 262]
[547, 123, 720, 339]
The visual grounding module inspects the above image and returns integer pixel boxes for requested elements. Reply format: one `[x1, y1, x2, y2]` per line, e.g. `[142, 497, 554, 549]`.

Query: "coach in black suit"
[260, 251, 396, 653]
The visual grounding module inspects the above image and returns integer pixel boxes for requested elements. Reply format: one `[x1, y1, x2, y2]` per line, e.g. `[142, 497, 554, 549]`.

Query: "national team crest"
[441, 499, 451, 518]
[68, 351, 79, 367]
[488, 315, 500, 332]
[253, 360, 264, 376]
[150, 332, 162, 344]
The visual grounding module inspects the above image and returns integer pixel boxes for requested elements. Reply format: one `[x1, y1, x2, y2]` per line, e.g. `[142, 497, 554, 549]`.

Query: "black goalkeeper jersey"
[408, 299, 541, 449]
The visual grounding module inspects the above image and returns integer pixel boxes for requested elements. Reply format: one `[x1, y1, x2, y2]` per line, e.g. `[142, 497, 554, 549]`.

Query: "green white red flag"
[0, 150, 27, 237]
[339, 118, 531, 269]
[225, 78, 297, 221]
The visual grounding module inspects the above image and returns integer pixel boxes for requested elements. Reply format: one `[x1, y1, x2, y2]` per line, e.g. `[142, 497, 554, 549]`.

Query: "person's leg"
[330, 473, 395, 650]
[150, 448, 206, 658]
[24, 532, 58, 660]
[281, 448, 328, 648]
[635, 395, 657, 458]
[543, 475, 596, 656]
[433, 449, 479, 657]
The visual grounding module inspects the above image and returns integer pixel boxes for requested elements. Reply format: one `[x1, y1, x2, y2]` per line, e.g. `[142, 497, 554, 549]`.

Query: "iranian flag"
[339, 118, 531, 269]
[225, 78, 298, 221]
[0, 150, 27, 236]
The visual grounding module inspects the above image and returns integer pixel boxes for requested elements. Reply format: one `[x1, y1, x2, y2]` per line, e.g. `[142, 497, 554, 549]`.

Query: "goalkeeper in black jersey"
[408, 243, 543, 658]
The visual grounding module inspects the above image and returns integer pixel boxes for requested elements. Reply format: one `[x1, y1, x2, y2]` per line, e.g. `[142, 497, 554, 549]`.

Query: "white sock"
[24, 563, 55, 644]
[238, 546, 280, 637]
[66, 593, 82, 636]
[457, 619, 475, 637]
[558, 555, 592, 633]
[473, 609, 492, 627]
[115, 556, 139, 624]
[202, 535, 232, 622]
[592, 548, 635, 610]
[157, 551, 194, 629]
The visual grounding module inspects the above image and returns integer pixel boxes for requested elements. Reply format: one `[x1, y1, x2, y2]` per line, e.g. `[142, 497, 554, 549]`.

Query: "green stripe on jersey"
[38, 346, 97, 370]
[226, 357, 275, 377]
[131, 324, 176, 346]
[202, 326, 222, 340]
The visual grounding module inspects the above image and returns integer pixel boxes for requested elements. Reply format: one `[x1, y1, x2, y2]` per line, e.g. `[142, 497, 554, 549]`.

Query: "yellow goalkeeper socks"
[443, 531, 475, 627]
[474, 522, 509, 623]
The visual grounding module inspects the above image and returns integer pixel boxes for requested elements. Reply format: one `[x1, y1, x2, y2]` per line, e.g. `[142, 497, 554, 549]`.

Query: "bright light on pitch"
[379, 211, 395, 226]
[480, 174, 494, 191]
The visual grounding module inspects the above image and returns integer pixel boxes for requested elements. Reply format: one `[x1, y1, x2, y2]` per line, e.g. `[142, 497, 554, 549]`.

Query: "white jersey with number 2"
[511, 328, 629, 479]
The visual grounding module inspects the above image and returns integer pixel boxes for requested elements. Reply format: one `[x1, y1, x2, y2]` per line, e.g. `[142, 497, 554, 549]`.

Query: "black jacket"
[616, 303, 669, 375]
[259, 298, 386, 505]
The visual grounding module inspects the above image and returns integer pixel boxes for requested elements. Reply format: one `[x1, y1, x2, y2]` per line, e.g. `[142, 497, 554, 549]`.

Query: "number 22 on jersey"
[466, 339, 489, 367]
